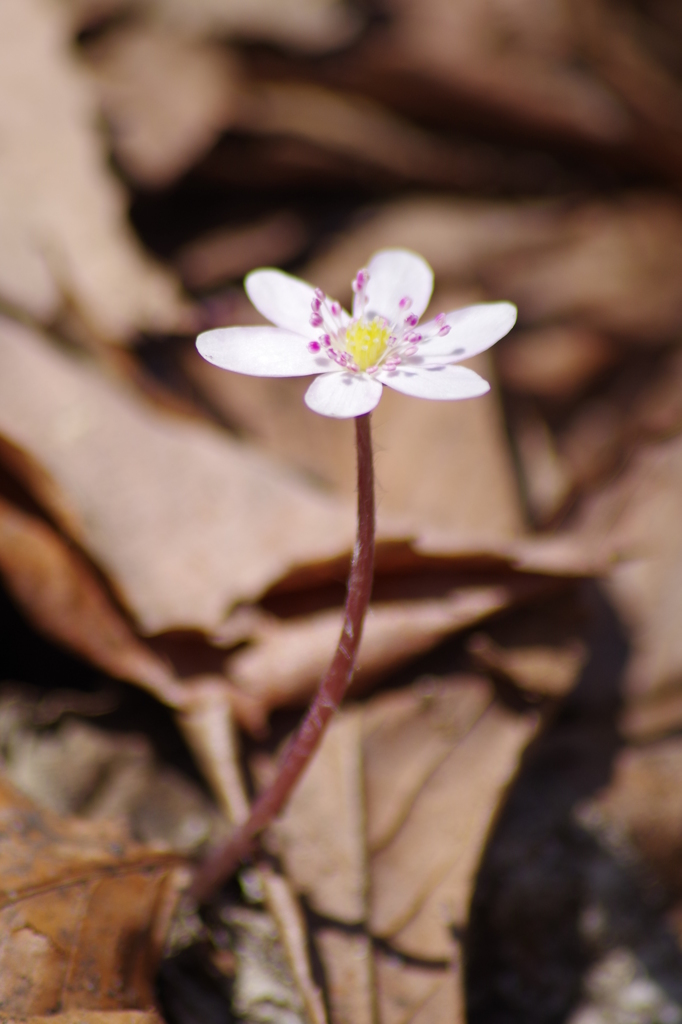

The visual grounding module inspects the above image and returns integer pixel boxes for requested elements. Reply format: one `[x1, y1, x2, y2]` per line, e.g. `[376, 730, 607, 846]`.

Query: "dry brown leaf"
[377, 0, 630, 144]
[86, 23, 239, 188]
[0, 0, 187, 342]
[264, 676, 535, 983]
[0, 494, 185, 708]
[230, 80, 504, 190]
[0, 774, 184, 1017]
[371, 349, 524, 538]
[304, 197, 558, 307]
[468, 633, 585, 697]
[362, 677, 493, 853]
[574, 431, 682, 719]
[491, 194, 682, 342]
[368, 699, 537, 959]
[314, 931, 374, 1024]
[224, 586, 544, 715]
[497, 326, 617, 400]
[0, 316, 355, 635]
[513, 407, 574, 525]
[270, 711, 366, 924]
[177, 212, 310, 291]
[374, 949, 463, 1024]
[589, 736, 682, 896]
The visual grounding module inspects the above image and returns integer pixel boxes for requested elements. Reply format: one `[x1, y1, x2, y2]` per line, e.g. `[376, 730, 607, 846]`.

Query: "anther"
[308, 341, 321, 352]
[310, 313, 323, 328]
[404, 313, 418, 328]
[399, 296, 413, 310]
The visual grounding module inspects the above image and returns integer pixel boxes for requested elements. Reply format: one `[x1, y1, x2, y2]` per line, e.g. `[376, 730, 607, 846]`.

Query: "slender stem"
[191, 413, 375, 903]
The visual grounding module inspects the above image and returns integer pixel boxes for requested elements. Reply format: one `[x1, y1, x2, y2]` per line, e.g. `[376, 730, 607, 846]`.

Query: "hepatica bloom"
[197, 248, 517, 418]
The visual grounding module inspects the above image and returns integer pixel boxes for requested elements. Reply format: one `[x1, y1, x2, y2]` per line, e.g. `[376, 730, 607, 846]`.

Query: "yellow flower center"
[344, 317, 391, 371]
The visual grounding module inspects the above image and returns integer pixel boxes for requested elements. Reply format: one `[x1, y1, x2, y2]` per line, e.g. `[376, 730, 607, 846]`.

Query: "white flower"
[196, 249, 517, 418]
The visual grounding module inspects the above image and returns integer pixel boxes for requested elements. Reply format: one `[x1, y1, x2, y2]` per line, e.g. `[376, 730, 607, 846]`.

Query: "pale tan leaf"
[315, 931, 374, 1024]
[0, 494, 185, 708]
[270, 711, 366, 924]
[362, 677, 493, 853]
[0, 316, 355, 634]
[374, 949, 463, 1024]
[379, 0, 630, 144]
[468, 633, 585, 697]
[87, 23, 240, 187]
[575, 432, 682, 714]
[225, 589, 535, 714]
[497, 326, 617, 400]
[178, 212, 310, 291]
[0, 0, 188, 342]
[369, 702, 537, 958]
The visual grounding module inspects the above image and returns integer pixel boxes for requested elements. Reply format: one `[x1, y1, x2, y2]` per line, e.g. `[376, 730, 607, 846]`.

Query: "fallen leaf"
[314, 931, 374, 1024]
[374, 949, 463, 1024]
[0, 493, 185, 708]
[0, 316, 355, 635]
[574, 431, 682, 718]
[377, 0, 631, 144]
[86, 22, 240, 188]
[177, 212, 310, 291]
[497, 326, 617, 400]
[0, 0, 188, 341]
[368, 698, 537, 959]
[261, 673, 536, 999]
[0, 774, 184, 1017]
[269, 710, 366, 924]
[468, 633, 585, 698]
[590, 736, 682, 896]
[224, 584, 556, 716]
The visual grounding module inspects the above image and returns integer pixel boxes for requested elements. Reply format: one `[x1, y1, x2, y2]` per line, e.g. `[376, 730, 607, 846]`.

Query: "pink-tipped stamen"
[399, 296, 413, 311]
[308, 340, 321, 352]
[310, 312, 323, 328]
[404, 313, 419, 328]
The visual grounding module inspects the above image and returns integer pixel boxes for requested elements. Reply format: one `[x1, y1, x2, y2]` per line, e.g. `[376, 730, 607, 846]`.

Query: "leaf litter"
[4, 0, 682, 1021]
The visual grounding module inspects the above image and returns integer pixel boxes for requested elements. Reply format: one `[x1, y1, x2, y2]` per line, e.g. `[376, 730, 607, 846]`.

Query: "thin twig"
[191, 413, 376, 903]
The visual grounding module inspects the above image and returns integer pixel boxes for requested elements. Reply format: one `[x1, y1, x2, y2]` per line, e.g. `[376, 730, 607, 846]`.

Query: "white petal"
[197, 326, 334, 377]
[245, 269, 319, 336]
[305, 371, 383, 418]
[378, 363, 490, 400]
[419, 302, 517, 359]
[357, 249, 434, 323]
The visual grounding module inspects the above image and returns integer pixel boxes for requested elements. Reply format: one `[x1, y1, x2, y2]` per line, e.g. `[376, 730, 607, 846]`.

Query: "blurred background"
[5, 1, 682, 1022]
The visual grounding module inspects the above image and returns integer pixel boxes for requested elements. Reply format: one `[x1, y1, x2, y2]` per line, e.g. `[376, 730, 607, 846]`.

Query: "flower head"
[196, 249, 517, 418]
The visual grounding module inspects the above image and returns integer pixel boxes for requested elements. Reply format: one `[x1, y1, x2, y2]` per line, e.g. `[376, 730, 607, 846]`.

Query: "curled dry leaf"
[377, 0, 631, 144]
[0, 316, 354, 635]
[468, 633, 586, 698]
[266, 674, 536, 1017]
[86, 22, 240, 188]
[497, 326, 617, 400]
[589, 735, 682, 897]
[374, 949, 463, 1024]
[0, 493, 185, 708]
[0, 0, 187, 342]
[0, 773, 185, 1017]
[177, 211, 310, 291]
[575, 432, 682, 733]
[230, 80, 508, 190]
[490, 194, 682, 342]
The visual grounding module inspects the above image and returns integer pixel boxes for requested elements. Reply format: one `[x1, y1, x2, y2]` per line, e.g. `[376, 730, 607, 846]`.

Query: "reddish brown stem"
[191, 413, 375, 903]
